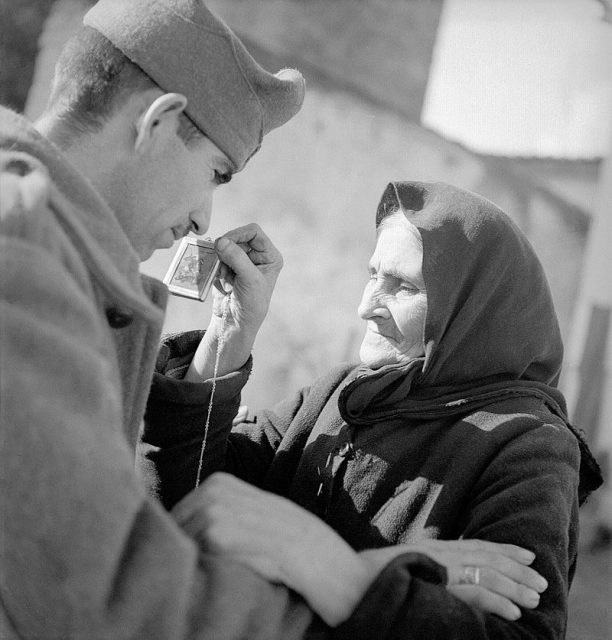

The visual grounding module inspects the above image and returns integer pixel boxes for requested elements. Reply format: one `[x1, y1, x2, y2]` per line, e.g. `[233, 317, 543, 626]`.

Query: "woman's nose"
[358, 283, 390, 320]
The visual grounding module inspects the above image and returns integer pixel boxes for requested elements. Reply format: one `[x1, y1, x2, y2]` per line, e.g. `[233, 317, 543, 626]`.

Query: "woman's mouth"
[367, 325, 399, 344]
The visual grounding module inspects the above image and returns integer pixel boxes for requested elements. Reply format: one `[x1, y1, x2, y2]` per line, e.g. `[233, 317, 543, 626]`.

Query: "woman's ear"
[134, 92, 188, 153]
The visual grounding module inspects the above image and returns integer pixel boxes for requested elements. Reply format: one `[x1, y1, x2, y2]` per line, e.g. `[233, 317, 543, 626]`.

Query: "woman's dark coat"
[145, 182, 602, 640]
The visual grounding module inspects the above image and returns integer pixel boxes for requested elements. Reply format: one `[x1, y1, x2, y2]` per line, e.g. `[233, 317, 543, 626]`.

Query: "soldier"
[0, 1, 318, 637]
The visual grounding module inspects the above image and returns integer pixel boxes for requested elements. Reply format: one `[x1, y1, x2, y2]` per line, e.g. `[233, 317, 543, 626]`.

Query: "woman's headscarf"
[339, 181, 602, 500]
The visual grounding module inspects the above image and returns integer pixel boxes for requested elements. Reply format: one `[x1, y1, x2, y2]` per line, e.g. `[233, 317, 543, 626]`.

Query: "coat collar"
[0, 106, 165, 323]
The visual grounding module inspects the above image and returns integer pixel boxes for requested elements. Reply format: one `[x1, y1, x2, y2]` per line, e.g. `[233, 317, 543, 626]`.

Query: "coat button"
[106, 307, 133, 328]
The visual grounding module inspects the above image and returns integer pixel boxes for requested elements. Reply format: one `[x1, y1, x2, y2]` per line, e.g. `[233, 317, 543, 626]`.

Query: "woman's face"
[358, 214, 427, 369]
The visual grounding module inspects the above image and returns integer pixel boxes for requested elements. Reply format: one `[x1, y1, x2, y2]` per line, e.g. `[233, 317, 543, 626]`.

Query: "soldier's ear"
[134, 92, 188, 153]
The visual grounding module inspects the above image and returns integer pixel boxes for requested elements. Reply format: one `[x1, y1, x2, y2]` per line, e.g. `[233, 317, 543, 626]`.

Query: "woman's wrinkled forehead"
[377, 212, 423, 248]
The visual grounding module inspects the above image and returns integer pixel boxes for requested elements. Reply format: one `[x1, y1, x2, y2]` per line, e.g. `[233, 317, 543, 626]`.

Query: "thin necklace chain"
[195, 293, 231, 488]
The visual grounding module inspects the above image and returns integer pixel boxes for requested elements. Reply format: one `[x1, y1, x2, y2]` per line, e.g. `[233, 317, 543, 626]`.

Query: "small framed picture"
[163, 236, 220, 301]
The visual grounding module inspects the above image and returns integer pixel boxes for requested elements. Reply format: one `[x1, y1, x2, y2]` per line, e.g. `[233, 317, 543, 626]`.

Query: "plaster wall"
[27, 0, 590, 408]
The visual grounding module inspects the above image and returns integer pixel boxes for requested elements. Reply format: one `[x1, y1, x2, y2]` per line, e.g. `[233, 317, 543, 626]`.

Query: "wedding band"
[458, 566, 481, 586]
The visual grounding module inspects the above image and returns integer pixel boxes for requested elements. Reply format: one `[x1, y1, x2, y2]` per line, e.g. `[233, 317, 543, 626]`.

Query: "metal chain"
[195, 293, 231, 488]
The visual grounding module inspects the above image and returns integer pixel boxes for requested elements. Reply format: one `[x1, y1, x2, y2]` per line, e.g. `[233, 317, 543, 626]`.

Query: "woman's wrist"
[185, 319, 254, 381]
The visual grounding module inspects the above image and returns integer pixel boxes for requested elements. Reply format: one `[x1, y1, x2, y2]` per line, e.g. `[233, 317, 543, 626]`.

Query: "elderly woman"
[146, 181, 601, 639]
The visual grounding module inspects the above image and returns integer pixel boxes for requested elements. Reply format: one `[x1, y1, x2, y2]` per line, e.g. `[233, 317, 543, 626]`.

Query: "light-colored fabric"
[0, 107, 311, 639]
[84, 0, 305, 171]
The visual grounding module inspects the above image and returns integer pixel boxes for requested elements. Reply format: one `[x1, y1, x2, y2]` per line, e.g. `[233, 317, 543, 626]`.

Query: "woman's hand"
[172, 472, 376, 627]
[185, 223, 283, 381]
[172, 472, 548, 625]
[359, 538, 548, 621]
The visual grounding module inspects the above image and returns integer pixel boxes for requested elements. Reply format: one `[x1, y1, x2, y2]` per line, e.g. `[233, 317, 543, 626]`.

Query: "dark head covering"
[340, 181, 602, 501]
[377, 181, 562, 388]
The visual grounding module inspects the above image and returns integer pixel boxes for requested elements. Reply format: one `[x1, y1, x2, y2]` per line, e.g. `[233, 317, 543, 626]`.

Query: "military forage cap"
[84, 0, 305, 170]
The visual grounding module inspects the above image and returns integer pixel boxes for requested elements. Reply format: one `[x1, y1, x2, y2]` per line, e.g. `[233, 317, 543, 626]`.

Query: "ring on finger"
[458, 565, 481, 586]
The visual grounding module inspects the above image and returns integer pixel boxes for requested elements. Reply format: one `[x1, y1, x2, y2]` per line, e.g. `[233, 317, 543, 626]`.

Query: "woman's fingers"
[218, 223, 284, 269]
[444, 539, 536, 565]
[395, 538, 548, 617]
[411, 540, 547, 593]
[435, 550, 547, 592]
[448, 585, 522, 621]
[446, 564, 542, 611]
[484, 553, 548, 593]
[414, 539, 534, 566]
[359, 542, 544, 620]
[212, 224, 283, 322]
[214, 235, 275, 286]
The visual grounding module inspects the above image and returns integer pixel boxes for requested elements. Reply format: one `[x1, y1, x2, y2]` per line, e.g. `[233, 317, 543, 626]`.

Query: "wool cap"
[83, 0, 305, 171]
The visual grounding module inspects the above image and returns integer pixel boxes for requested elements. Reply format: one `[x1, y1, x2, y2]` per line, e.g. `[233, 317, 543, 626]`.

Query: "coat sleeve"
[227, 386, 315, 485]
[330, 422, 581, 640]
[226, 364, 354, 488]
[142, 329, 253, 509]
[0, 158, 312, 639]
[144, 354, 323, 503]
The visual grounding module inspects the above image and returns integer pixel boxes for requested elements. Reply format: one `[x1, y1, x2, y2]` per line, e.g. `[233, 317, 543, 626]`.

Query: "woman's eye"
[399, 283, 419, 294]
